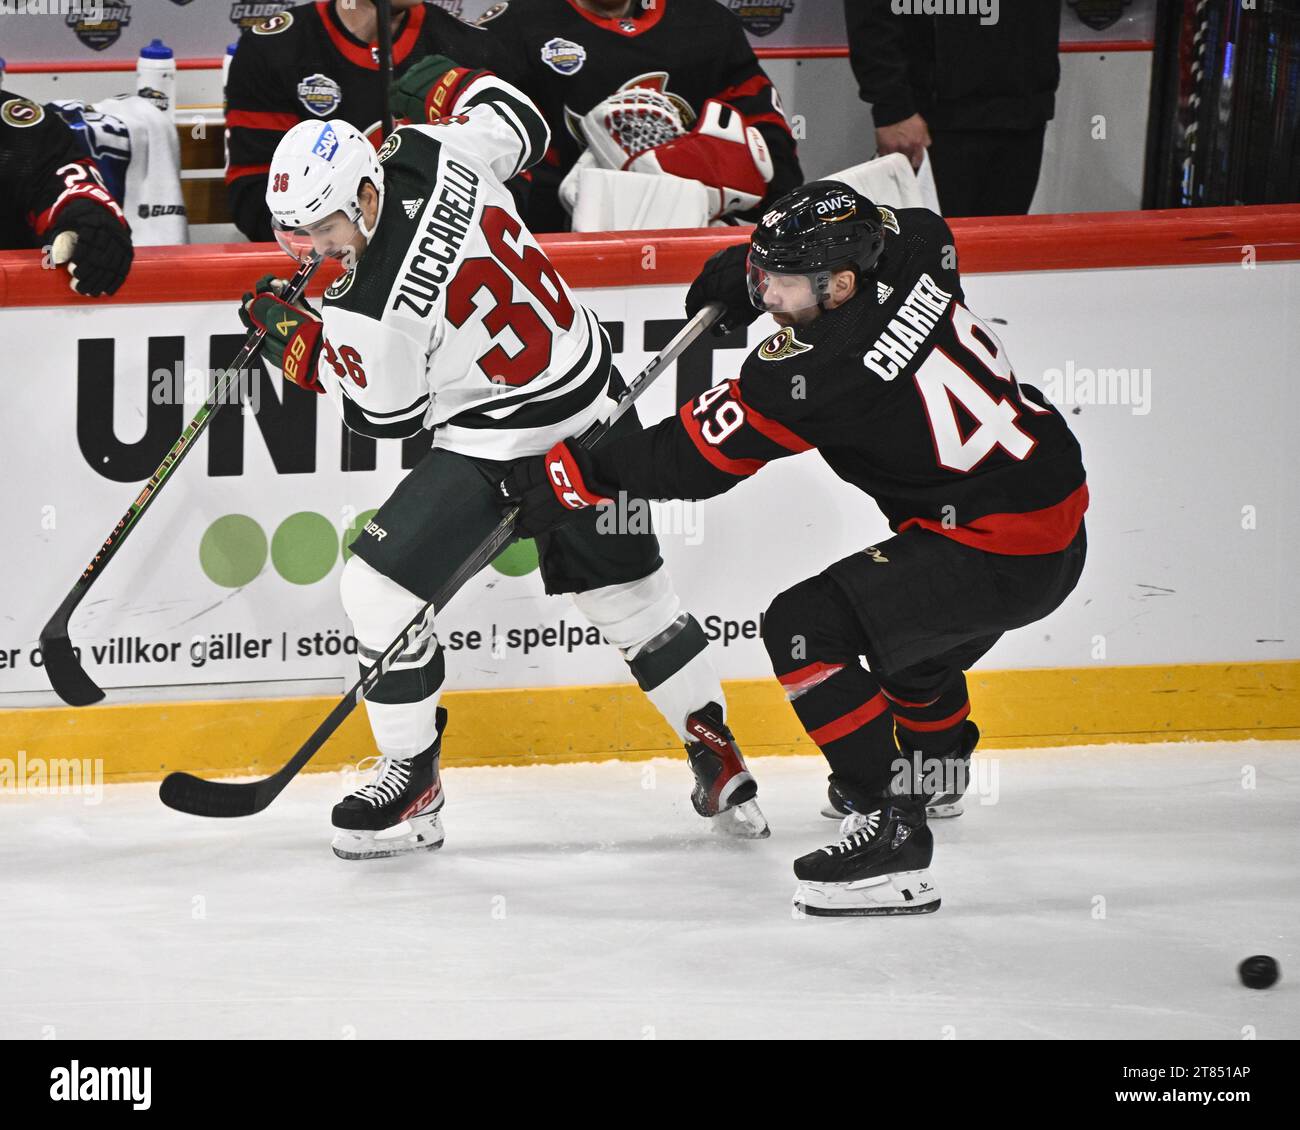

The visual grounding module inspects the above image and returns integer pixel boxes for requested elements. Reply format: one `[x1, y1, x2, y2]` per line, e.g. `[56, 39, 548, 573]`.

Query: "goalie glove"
[238, 275, 325, 393]
[627, 99, 774, 220]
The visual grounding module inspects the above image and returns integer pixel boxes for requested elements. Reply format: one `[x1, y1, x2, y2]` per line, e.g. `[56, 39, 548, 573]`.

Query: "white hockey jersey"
[314, 73, 614, 461]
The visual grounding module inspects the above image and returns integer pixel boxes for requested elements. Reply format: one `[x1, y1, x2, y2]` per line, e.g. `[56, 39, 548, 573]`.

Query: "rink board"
[3, 661, 1298, 784]
[2, 207, 1299, 771]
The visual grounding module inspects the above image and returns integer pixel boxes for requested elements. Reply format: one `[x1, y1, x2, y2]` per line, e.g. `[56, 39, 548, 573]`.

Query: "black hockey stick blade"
[159, 770, 276, 819]
[39, 600, 105, 707]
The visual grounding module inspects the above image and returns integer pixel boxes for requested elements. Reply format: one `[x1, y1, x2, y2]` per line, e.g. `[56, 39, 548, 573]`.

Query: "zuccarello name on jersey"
[392, 157, 481, 319]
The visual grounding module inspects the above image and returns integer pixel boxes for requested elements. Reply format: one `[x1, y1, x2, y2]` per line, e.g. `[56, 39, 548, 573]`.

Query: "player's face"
[274, 210, 366, 269]
[748, 265, 824, 327]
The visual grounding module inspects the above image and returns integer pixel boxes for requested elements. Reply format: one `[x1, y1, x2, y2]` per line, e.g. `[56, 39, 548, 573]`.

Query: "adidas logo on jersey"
[877, 282, 894, 304]
[402, 198, 425, 219]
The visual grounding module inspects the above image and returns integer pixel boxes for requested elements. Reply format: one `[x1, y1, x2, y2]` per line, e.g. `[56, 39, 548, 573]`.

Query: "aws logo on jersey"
[66, 4, 131, 52]
[1, 99, 44, 129]
[541, 37, 587, 75]
[298, 74, 343, 117]
[757, 328, 812, 363]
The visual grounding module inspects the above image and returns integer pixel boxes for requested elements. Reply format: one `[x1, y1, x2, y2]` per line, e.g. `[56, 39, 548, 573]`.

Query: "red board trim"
[2, 206, 1298, 307]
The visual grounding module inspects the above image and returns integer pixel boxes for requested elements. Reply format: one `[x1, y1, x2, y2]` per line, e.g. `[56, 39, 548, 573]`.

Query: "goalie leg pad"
[339, 555, 444, 759]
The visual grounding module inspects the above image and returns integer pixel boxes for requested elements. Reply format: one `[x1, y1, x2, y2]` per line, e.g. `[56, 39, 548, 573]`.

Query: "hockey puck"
[1237, 955, 1280, 989]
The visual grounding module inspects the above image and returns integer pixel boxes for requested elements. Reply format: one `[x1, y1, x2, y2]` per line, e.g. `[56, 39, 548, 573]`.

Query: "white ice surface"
[2, 742, 1297, 1040]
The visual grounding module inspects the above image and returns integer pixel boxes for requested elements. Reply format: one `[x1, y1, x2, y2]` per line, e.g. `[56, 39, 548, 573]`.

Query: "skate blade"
[713, 798, 770, 839]
[793, 869, 940, 917]
[926, 798, 964, 819]
[331, 813, 445, 861]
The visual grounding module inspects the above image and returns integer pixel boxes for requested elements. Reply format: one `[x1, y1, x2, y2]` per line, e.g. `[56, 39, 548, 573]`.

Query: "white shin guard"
[338, 556, 444, 759]
[572, 568, 725, 742]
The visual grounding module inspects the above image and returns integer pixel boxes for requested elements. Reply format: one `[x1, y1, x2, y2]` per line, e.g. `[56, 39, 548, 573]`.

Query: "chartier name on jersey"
[862, 272, 955, 382]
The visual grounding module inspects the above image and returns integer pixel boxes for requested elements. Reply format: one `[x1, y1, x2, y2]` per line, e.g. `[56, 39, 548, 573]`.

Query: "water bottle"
[136, 38, 176, 114]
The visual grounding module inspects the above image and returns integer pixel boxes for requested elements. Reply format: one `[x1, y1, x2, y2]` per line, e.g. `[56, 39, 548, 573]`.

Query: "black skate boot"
[331, 708, 448, 860]
[794, 788, 939, 916]
[821, 721, 979, 820]
[684, 702, 769, 838]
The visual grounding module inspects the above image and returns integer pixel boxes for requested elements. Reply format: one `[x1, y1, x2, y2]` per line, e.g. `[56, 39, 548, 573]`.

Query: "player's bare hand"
[875, 114, 931, 170]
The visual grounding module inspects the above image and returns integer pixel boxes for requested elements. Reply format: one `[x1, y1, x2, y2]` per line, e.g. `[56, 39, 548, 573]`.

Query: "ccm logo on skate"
[687, 721, 729, 753]
[401, 784, 439, 820]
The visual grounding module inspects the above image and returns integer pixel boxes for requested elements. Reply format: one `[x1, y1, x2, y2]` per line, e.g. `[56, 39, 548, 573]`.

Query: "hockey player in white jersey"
[239, 58, 766, 858]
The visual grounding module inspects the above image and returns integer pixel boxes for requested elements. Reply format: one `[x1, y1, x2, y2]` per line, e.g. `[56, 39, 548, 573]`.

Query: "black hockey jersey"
[225, 0, 512, 241]
[594, 207, 1089, 556]
[481, 0, 802, 231]
[0, 92, 104, 250]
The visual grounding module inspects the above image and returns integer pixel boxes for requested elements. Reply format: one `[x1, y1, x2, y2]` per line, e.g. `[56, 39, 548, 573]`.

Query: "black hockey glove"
[685, 241, 761, 336]
[499, 440, 617, 539]
[47, 197, 134, 297]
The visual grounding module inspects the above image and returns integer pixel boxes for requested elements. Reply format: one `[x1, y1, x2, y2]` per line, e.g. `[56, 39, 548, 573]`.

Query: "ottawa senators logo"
[757, 328, 812, 363]
[245, 6, 294, 35]
[1, 98, 45, 129]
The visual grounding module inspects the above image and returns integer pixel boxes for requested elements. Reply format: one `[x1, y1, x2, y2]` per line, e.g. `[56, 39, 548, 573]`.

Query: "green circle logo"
[490, 537, 539, 577]
[341, 508, 380, 562]
[199, 514, 268, 587]
[271, 511, 340, 585]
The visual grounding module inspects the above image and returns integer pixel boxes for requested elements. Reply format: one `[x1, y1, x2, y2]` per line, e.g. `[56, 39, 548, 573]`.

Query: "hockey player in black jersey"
[226, 0, 513, 241]
[479, 0, 802, 231]
[503, 182, 1089, 915]
[0, 91, 133, 296]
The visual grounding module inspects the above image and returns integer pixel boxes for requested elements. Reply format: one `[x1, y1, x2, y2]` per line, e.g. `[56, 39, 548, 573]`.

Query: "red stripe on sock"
[809, 693, 889, 746]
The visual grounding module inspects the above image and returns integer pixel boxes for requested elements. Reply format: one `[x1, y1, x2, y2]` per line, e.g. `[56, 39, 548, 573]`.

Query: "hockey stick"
[159, 302, 724, 818]
[375, 0, 395, 139]
[38, 252, 325, 707]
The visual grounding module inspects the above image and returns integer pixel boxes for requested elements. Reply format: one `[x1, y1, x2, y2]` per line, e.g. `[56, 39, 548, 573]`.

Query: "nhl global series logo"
[66, 4, 131, 52]
[727, 0, 796, 38]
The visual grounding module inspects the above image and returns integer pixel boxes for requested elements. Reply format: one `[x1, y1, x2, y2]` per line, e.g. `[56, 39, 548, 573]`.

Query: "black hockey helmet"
[747, 180, 886, 313]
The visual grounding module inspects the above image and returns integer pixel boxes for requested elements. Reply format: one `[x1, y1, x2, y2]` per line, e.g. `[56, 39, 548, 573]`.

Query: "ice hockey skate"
[794, 796, 939, 917]
[331, 709, 448, 861]
[821, 722, 980, 820]
[684, 702, 769, 838]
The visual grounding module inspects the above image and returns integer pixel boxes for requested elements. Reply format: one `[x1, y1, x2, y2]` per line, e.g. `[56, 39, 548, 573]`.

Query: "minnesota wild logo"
[757, 327, 812, 362]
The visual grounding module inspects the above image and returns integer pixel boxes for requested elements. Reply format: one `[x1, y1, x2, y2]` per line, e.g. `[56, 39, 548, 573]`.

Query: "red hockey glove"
[627, 99, 774, 219]
[498, 439, 617, 538]
[239, 275, 324, 392]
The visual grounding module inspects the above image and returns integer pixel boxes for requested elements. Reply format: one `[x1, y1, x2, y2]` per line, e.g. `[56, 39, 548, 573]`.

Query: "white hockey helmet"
[266, 119, 385, 264]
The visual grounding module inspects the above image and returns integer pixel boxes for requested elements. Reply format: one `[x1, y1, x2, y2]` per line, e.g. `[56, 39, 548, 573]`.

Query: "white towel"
[95, 94, 188, 246]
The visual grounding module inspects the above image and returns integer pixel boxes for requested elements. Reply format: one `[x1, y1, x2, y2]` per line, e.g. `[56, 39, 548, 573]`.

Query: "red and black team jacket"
[225, 0, 511, 241]
[0, 91, 123, 251]
[482, 0, 802, 232]
[594, 207, 1089, 557]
